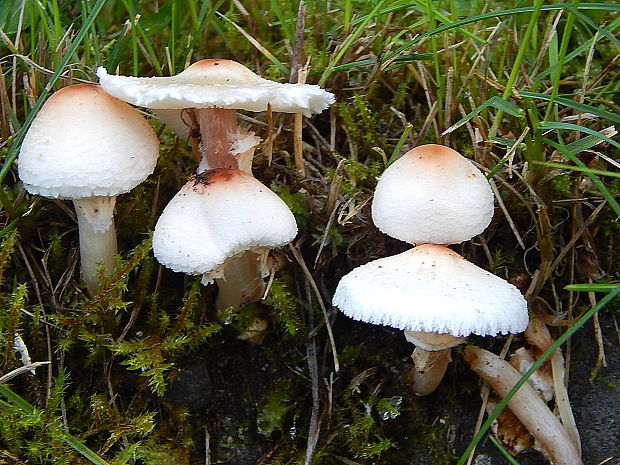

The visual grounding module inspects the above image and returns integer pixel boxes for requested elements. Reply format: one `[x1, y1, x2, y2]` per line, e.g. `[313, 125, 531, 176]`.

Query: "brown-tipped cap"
[18, 84, 159, 199]
[97, 59, 335, 117]
[152, 168, 298, 275]
[372, 144, 494, 245]
[333, 244, 528, 337]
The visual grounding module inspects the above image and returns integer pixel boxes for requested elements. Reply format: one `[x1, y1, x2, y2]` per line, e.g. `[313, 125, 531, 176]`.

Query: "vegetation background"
[0, 0, 618, 464]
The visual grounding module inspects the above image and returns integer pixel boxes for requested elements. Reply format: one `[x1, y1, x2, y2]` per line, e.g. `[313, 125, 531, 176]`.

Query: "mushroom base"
[202, 248, 269, 310]
[405, 331, 466, 396]
[410, 347, 452, 396]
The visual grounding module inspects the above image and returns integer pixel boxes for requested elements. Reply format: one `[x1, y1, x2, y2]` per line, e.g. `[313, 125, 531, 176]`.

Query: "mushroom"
[332, 244, 528, 395]
[96, 59, 335, 173]
[18, 84, 159, 295]
[360, 143, 504, 393]
[372, 144, 494, 245]
[152, 168, 297, 310]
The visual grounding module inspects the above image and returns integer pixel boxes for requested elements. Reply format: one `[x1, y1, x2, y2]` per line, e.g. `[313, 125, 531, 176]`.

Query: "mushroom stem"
[193, 108, 272, 310]
[72, 197, 118, 295]
[464, 345, 583, 465]
[213, 251, 267, 310]
[410, 347, 452, 396]
[195, 108, 261, 174]
[404, 331, 465, 396]
[195, 108, 239, 171]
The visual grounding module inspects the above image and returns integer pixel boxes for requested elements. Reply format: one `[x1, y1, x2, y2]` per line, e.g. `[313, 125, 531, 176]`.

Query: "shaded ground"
[160, 309, 619, 464]
[570, 314, 620, 465]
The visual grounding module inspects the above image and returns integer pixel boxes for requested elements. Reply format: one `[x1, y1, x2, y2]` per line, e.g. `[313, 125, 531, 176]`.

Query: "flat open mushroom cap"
[332, 244, 528, 337]
[97, 59, 335, 117]
[152, 168, 297, 275]
[18, 84, 159, 199]
[372, 144, 494, 245]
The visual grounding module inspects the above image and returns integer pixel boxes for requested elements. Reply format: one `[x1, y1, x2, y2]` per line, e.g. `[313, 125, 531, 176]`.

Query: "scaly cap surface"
[152, 168, 298, 275]
[372, 144, 494, 245]
[18, 84, 159, 199]
[332, 244, 528, 337]
[97, 59, 335, 117]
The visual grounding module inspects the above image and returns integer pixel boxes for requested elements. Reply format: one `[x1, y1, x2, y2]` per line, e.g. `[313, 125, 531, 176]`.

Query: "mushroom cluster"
[333, 144, 529, 395]
[18, 60, 334, 306]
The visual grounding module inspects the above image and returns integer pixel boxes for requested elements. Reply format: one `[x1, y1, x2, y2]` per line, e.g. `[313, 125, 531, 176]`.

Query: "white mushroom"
[152, 168, 297, 309]
[372, 144, 494, 245]
[18, 84, 159, 295]
[97, 59, 335, 173]
[332, 244, 528, 395]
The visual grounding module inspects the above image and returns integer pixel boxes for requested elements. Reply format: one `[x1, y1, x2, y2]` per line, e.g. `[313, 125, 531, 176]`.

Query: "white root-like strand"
[464, 346, 583, 465]
[73, 197, 118, 296]
[525, 318, 581, 454]
[509, 347, 554, 402]
[550, 351, 581, 455]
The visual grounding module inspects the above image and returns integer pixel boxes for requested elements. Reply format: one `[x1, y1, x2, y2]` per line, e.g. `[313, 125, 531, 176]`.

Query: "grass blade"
[520, 92, 620, 125]
[216, 11, 289, 77]
[443, 96, 523, 136]
[565, 127, 618, 154]
[383, 3, 620, 65]
[535, 16, 620, 81]
[318, 0, 387, 86]
[180, 0, 225, 69]
[0, 384, 111, 465]
[543, 137, 620, 218]
[543, 0, 581, 122]
[388, 123, 413, 165]
[565, 283, 620, 292]
[488, 0, 545, 139]
[530, 161, 620, 179]
[540, 121, 620, 151]
[0, 383, 35, 413]
[61, 434, 111, 465]
[0, 0, 108, 185]
[489, 434, 521, 464]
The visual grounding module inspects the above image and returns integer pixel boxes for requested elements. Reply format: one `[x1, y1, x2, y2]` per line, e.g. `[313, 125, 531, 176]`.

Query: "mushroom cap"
[152, 168, 298, 275]
[97, 59, 335, 117]
[371, 144, 494, 245]
[18, 84, 159, 199]
[332, 244, 528, 337]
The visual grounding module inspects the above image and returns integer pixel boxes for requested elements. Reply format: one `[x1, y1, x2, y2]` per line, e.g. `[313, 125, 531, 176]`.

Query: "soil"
[163, 310, 620, 464]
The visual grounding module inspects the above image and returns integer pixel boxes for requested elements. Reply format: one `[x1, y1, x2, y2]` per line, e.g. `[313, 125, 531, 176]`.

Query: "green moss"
[257, 386, 293, 436]
[264, 277, 302, 336]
